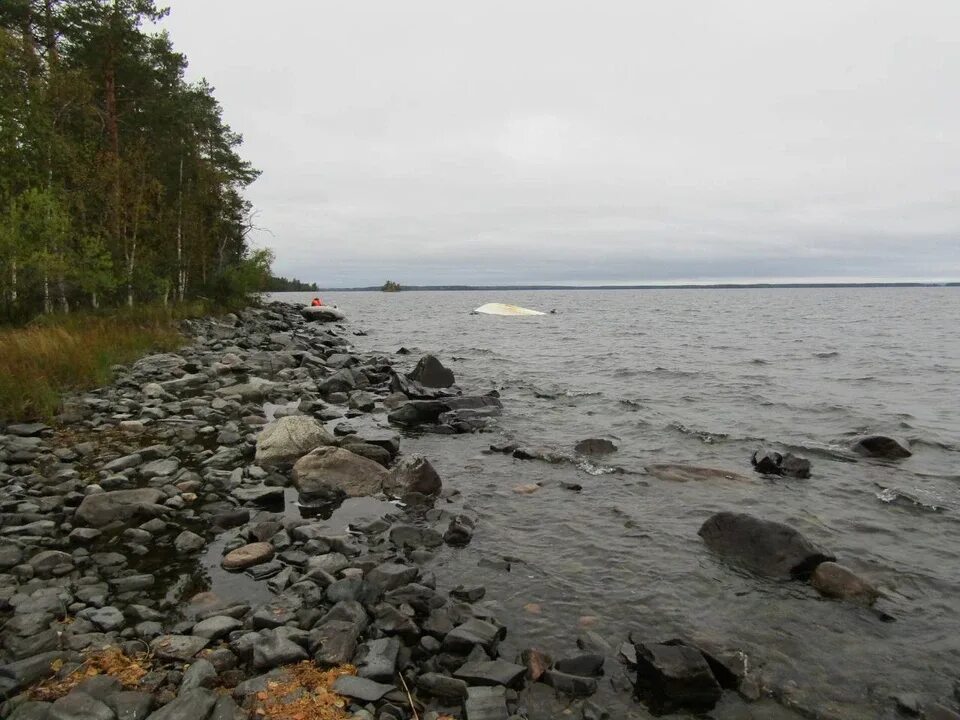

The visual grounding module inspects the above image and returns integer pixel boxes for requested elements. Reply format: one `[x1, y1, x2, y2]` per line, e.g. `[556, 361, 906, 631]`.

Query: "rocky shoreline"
[2, 302, 958, 720]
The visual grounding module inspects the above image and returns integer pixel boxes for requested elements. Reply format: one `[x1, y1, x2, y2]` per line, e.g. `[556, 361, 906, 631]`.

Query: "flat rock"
[331, 675, 395, 702]
[192, 615, 243, 640]
[464, 685, 509, 720]
[221, 542, 274, 571]
[150, 634, 209, 662]
[455, 659, 526, 688]
[48, 691, 114, 720]
[292, 446, 387, 500]
[74, 488, 166, 528]
[646, 464, 750, 483]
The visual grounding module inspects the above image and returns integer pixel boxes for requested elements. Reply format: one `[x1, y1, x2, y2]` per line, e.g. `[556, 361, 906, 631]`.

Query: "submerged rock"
[751, 449, 812, 478]
[810, 562, 879, 605]
[291, 446, 387, 500]
[574, 438, 618, 456]
[383, 454, 442, 497]
[852, 435, 912, 459]
[698, 511, 835, 579]
[646, 465, 751, 483]
[74, 489, 167, 528]
[221, 542, 275, 571]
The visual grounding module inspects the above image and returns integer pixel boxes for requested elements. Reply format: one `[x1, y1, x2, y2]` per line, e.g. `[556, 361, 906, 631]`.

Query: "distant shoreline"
[306, 282, 960, 292]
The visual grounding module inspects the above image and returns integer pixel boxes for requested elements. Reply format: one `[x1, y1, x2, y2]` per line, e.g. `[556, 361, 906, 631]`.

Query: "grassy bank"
[0, 302, 224, 422]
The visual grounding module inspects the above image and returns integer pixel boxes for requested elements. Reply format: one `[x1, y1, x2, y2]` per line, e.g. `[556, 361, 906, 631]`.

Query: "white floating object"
[474, 303, 546, 316]
[301, 305, 345, 322]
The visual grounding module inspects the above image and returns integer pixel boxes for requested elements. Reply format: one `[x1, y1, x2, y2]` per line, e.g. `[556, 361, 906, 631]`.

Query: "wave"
[814, 351, 840, 358]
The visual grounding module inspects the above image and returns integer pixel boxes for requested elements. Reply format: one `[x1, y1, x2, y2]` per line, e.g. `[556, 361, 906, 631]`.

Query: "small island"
[381, 280, 402, 292]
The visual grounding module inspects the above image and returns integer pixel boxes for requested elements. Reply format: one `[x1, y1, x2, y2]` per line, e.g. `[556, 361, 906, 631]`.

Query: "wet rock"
[389, 524, 444, 549]
[332, 675, 395, 702]
[231, 485, 284, 506]
[646, 464, 751, 483]
[443, 619, 505, 654]
[292, 447, 387, 500]
[444, 516, 475, 547]
[810, 562, 879, 605]
[521, 648, 552, 682]
[543, 669, 598, 697]
[340, 442, 392, 468]
[150, 634, 209, 662]
[74, 489, 166, 528]
[384, 454, 442, 497]
[148, 687, 217, 720]
[221, 542, 274, 571]
[77, 606, 124, 632]
[451, 585, 486, 603]
[455, 659, 526, 688]
[417, 672, 469, 699]
[892, 693, 923, 716]
[0, 651, 77, 694]
[408, 354, 455, 388]
[751, 449, 812, 478]
[464, 685, 509, 720]
[174, 531, 205, 554]
[698, 511, 835, 580]
[48, 692, 114, 720]
[356, 637, 399, 682]
[254, 415, 335, 467]
[852, 435, 912, 459]
[574, 438, 618, 456]
[364, 562, 420, 598]
[555, 654, 604, 677]
[633, 641, 722, 714]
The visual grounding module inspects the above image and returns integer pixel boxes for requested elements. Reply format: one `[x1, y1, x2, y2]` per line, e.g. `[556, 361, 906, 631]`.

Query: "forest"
[0, 0, 266, 323]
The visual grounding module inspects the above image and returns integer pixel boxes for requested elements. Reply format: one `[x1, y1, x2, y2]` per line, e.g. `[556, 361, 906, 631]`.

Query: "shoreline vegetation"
[0, 2, 264, 324]
[0, 301, 242, 422]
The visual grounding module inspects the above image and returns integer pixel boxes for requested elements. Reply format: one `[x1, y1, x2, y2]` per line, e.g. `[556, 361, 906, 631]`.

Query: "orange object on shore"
[311, 297, 323, 306]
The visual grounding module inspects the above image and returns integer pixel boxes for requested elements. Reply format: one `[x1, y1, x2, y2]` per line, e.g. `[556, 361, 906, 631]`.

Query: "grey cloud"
[163, 0, 960, 286]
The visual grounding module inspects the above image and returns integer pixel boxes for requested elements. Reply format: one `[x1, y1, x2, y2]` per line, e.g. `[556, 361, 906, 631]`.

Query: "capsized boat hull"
[474, 303, 546, 316]
[301, 305, 345, 322]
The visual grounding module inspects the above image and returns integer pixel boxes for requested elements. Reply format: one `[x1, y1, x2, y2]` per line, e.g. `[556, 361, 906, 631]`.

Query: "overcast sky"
[162, 1, 960, 286]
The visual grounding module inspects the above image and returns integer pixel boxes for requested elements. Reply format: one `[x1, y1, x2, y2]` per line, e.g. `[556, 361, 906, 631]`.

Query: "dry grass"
[29, 647, 153, 701]
[251, 662, 355, 720]
[0, 303, 218, 422]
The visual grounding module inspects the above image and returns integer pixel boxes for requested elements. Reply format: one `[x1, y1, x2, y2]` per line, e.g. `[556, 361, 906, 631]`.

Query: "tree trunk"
[91, 290, 98, 309]
[58, 276, 69, 313]
[43, 271, 51, 314]
[10, 259, 17, 304]
[176, 144, 184, 301]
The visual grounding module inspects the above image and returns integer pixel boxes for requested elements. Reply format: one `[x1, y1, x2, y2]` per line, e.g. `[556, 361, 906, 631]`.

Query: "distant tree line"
[0, 0, 267, 322]
[266, 275, 318, 292]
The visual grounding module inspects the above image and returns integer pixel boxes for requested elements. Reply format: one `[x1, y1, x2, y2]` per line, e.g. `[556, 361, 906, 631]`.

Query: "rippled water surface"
[274, 288, 960, 718]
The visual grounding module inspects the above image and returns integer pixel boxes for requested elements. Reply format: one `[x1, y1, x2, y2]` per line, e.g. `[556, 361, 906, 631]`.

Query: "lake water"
[273, 288, 960, 719]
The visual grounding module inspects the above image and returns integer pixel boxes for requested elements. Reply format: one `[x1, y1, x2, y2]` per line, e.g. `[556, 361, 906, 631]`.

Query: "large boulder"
[851, 435, 912, 459]
[751, 449, 812, 478]
[74, 489, 167, 528]
[292, 447, 388, 500]
[408, 355, 455, 388]
[633, 641, 723, 714]
[383, 455, 442, 497]
[255, 415, 335, 467]
[698, 512, 834, 580]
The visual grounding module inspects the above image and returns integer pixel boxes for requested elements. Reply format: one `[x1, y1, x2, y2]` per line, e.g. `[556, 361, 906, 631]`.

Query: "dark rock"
[48, 692, 114, 720]
[106, 690, 153, 720]
[356, 637, 399, 682]
[180, 659, 218, 690]
[191, 616, 242, 640]
[451, 585, 485, 602]
[454, 659, 526, 688]
[150, 635, 209, 662]
[555, 654, 604, 677]
[0, 651, 77, 694]
[252, 630, 308, 670]
[521, 648, 552, 682]
[751, 449, 812, 478]
[852, 435, 912, 459]
[444, 516, 474, 547]
[927, 704, 960, 720]
[416, 672, 469, 699]
[633, 641, 722, 714]
[698, 511, 835, 580]
[383, 455, 442, 496]
[543, 669, 598, 697]
[148, 688, 217, 720]
[408, 355, 455, 388]
[331, 675, 395, 702]
[389, 524, 443, 549]
[174, 531, 205, 554]
[443, 619, 506, 653]
[574, 438, 617, 456]
[74, 489, 166, 528]
[8, 702, 54, 720]
[310, 620, 360, 666]
[212, 510, 249, 529]
[892, 693, 922, 716]
[464, 685, 509, 720]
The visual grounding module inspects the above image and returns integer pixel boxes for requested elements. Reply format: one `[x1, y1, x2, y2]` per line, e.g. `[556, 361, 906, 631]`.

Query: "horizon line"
[303, 281, 960, 292]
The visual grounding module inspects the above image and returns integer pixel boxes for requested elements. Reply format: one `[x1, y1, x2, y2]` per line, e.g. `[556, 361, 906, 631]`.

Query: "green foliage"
[0, 2, 265, 322]
[266, 275, 319, 292]
[381, 280, 401, 292]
